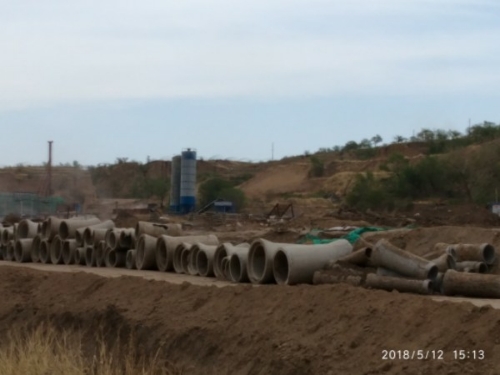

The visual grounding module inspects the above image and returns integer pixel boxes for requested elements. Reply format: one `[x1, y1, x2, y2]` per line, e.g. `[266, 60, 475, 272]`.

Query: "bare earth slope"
[0, 266, 498, 375]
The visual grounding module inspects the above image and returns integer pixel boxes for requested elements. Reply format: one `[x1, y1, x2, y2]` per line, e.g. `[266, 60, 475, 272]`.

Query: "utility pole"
[48, 141, 53, 196]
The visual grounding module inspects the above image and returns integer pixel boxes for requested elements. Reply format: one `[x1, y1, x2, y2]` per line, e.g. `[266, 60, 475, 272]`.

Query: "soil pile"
[0, 267, 499, 374]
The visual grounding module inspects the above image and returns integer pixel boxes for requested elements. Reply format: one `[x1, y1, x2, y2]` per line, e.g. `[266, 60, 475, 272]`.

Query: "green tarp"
[298, 226, 388, 245]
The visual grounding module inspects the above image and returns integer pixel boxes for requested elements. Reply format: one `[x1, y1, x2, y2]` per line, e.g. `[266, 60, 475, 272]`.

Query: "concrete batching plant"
[169, 149, 197, 213]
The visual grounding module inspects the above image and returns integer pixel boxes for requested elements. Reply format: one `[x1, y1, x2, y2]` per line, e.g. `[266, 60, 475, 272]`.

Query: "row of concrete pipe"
[0, 217, 355, 285]
[316, 238, 500, 298]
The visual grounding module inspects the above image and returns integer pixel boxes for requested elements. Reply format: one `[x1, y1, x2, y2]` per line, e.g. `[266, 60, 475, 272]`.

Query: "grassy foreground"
[0, 324, 179, 375]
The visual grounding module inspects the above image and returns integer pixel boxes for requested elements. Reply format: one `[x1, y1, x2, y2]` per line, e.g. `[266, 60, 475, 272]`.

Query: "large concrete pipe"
[195, 243, 219, 277]
[50, 235, 64, 265]
[42, 217, 64, 240]
[371, 239, 438, 280]
[423, 243, 457, 260]
[119, 228, 135, 249]
[181, 246, 192, 274]
[39, 240, 51, 264]
[273, 239, 353, 285]
[214, 243, 251, 279]
[136, 234, 158, 270]
[105, 249, 126, 268]
[173, 243, 192, 273]
[1, 227, 14, 246]
[85, 246, 96, 267]
[74, 247, 86, 266]
[14, 239, 33, 263]
[443, 269, 500, 297]
[333, 247, 373, 267]
[30, 235, 42, 263]
[136, 221, 182, 238]
[95, 241, 107, 267]
[105, 228, 122, 250]
[433, 272, 445, 293]
[126, 249, 137, 270]
[454, 243, 496, 265]
[431, 253, 456, 273]
[62, 240, 78, 265]
[81, 221, 115, 246]
[186, 244, 202, 276]
[59, 217, 101, 240]
[6, 241, 15, 261]
[455, 261, 488, 273]
[366, 274, 433, 295]
[88, 228, 108, 247]
[17, 219, 39, 239]
[229, 246, 252, 283]
[155, 234, 219, 272]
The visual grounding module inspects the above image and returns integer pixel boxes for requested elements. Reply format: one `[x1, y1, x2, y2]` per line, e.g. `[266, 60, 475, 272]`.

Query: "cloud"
[0, 0, 499, 110]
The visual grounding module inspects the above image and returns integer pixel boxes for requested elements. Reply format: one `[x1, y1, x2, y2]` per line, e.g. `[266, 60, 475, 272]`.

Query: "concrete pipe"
[6, 241, 15, 261]
[42, 217, 64, 240]
[105, 249, 127, 268]
[455, 261, 488, 273]
[155, 234, 219, 272]
[136, 221, 182, 238]
[273, 239, 353, 285]
[366, 274, 433, 295]
[333, 247, 373, 267]
[214, 243, 251, 279]
[442, 269, 500, 298]
[423, 243, 457, 260]
[59, 217, 101, 240]
[74, 247, 86, 266]
[17, 219, 39, 239]
[62, 240, 78, 265]
[95, 241, 107, 267]
[229, 246, 252, 283]
[105, 228, 122, 250]
[195, 243, 219, 277]
[126, 249, 137, 270]
[433, 272, 445, 294]
[181, 247, 192, 274]
[30, 235, 42, 263]
[431, 253, 456, 273]
[223, 257, 231, 280]
[1, 227, 14, 246]
[454, 243, 496, 265]
[81, 221, 115, 246]
[136, 234, 158, 270]
[88, 228, 109, 247]
[50, 235, 64, 265]
[14, 239, 33, 263]
[173, 243, 192, 274]
[119, 228, 135, 249]
[85, 246, 97, 267]
[376, 267, 407, 278]
[371, 239, 438, 280]
[185, 244, 200, 275]
[39, 240, 51, 264]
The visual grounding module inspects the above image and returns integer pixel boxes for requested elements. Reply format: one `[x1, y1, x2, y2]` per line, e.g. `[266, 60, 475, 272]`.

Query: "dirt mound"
[0, 266, 498, 374]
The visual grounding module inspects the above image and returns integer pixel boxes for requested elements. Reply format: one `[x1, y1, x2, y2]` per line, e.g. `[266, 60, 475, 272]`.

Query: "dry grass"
[0, 324, 180, 375]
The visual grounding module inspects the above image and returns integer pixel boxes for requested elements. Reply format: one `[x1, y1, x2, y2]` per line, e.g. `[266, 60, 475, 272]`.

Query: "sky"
[0, 0, 499, 166]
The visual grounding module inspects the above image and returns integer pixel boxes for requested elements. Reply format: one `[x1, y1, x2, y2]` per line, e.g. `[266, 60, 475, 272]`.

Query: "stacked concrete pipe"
[173, 243, 191, 273]
[443, 270, 500, 298]
[62, 240, 78, 265]
[195, 243, 220, 277]
[119, 228, 136, 249]
[136, 221, 182, 238]
[85, 246, 96, 267]
[76, 221, 114, 246]
[181, 245, 193, 274]
[39, 240, 51, 264]
[74, 248, 86, 266]
[136, 234, 158, 270]
[59, 217, 101, 240]
[18, 219, 39, 239]
[105, 248, 127, 268]
[126, 249, 137, 270]
[186, 244, 203, 276]
[82, 221, 115, 246]
[454, 243, 496, 265]
[30, 235, 42, 263]
[273, 239, 353, 285]
[214, 243, 250, 279]
[366, 274, 433, 295]
[431, 253, 456, 273]
[370, 239, 438, 280]
[14, 239, 33, 263]
[95, 241, 107, 267]
[1, 227, 14, 246]
[455, 261, 488, 273]
[50, 235, 64, 265]
[228, 244, 252, 283]
[155, 234, 219, 272]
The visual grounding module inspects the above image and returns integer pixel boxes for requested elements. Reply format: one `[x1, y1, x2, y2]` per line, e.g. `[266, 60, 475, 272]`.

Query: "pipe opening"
[62, 242, 71, 262]
[197, 252, 209, 276]
[478, 263, 488, 273]
[273, 250, 289, 284]
[229, 255, 242, 282]
[250, 245, 266, 281]
[59, 222, 70, 239]
[427, 265, 439, 280]
[214, 247, 227, 276]
[181, 249, 191, 273]
[446, 254, 456, 270]
[482, 244, 496, 264]
[174, 244, 184, 270]
[85, 247, 94, 266]
[365, 247, 373, 257]
[108, 250, 117, 266]
[40, 241, 50, 263]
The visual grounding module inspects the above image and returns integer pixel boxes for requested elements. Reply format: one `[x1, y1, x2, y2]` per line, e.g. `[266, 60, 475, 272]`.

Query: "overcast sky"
[1, 0, 499, 166]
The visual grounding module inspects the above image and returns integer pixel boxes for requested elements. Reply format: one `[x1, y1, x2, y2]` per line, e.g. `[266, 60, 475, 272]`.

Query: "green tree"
[309, 156, 324, 177]
[198, 177, 247, 210]
[371, 134, 383, 146]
